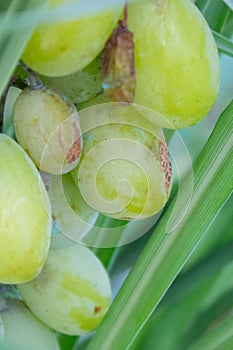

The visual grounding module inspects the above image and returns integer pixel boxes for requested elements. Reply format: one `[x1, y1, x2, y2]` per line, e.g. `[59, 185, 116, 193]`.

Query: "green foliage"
[0, 1, 46, 98]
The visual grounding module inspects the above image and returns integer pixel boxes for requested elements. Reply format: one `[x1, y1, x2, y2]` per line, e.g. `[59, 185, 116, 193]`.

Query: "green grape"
[22, 0, 124, 77]
[41, 54, 111, 110]
[2, 86, 21, 137]
[48, 173, 98, 242]
[78, 89, 110, 111]
[0, 298, 59, 350]
[127, 0, 220, 129]
[71, 103, 172, 220]
[18, 239, 112, 335]
[13, 85, 82, 174]
[41, 54, 103, 104]
[0, 134, 51, 284]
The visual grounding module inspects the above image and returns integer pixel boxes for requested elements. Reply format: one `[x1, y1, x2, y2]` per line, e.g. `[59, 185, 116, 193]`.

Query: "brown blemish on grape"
[70, 203, 77, 212]
[66, 121, 82, 164]
[66, 138, 81, 163]
[94, 305, 101, 314]
[61, 273, 110, 330]
[122, 216, 131, 220]
[69, 306, 102, 331]
[159, 137, 172, 194]
[58, 120, 82, 164]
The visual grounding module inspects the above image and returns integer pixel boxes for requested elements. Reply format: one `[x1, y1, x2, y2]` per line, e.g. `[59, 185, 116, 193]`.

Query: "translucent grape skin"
[71, 103, 172, 220]
[48, 173, 98, 242]
[40, 54, 111, 109]
[41, 54, 103, 104]
[0, 298, 59, 350]
[22, 0, 124, 77]
[0, 134, 51, 284]
[18, 238, 112, 335]
[13, 86, 82, 175]
[128, 0, 220, 129]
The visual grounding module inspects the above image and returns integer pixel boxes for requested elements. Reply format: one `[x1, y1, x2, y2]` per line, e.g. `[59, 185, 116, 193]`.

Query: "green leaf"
[184, 288, 233, 348]
[131, 196, 233, 350]
[213, 31, 233, 57]
[56, 333, 77, 350]
[196, 0, 230, 32]
[86, 100, 233, 350]
[183, 194, 233, 271]
[217, 336, 233, 350]
[188, 314, 233, 350]
[0, 0, 46, 98]
[223, 0, 233, 11]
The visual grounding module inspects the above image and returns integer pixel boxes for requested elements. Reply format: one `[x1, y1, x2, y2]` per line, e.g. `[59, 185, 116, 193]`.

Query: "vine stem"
[19, 60, 44, 90]
[122, 2, 128, 28]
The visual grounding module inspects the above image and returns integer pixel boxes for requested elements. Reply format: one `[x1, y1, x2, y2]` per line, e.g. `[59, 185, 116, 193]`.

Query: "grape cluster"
[0, 0, 219, 348]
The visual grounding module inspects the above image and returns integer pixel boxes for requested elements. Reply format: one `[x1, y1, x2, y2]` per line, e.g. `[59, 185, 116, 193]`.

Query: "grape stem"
[122, 2, 128, 28]
[19, 60, 44, 90]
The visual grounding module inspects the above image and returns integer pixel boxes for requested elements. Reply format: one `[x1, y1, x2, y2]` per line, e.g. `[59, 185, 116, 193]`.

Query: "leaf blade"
[213, 31, 233, 57]
[188, 314, 233, 350]
[0, 0, 46, 98]
[86, 100, 233, 350]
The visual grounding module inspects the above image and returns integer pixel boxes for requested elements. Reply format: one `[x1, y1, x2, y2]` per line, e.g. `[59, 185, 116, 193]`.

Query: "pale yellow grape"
[13, 86, 82, 174]
[22, 0, 124, 77]
[0, 298, 59, 350]
[0, 134, 51, 284]
[18, 240, 112, 335]
[128, 0, 220, 129]
[71, 103, 172, 220]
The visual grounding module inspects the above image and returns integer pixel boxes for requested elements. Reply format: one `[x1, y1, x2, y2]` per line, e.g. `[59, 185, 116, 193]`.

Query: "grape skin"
[18, 240, 112, 335]
[71, 103, 172, 220]
[0, 134, 51, 284]
[13, 86, 82, 175]
[22, 0, 124, 77]
[0, 299, 59, 350]
[41, 54, 103, 104]
[128, 0, 220, 129]
[48, 173, 98, 242]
